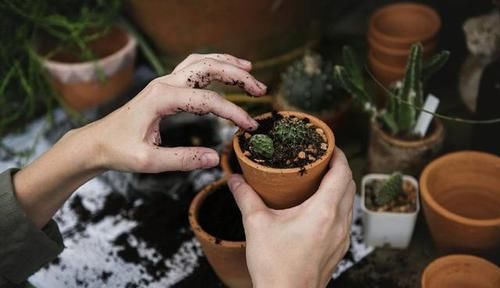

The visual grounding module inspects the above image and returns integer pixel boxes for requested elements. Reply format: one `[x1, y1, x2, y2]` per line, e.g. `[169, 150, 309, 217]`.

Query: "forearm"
[13, 127, 104, 229]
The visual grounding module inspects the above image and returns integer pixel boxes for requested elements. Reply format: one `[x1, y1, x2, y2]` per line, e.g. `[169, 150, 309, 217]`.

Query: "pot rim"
[421, 254, 500, 288]
[420, 150, 500, 227]
[368, 35, 437, 57]
[370, 118, 444, 148]
[220, 143, 235, 176]
[369, 50, 406, 74]
[369, 3, 441, 46]
[42, 25, 137, 68]
[188, 177, 246, 248]
[232, 111, 335, 174]
[361, 173, 420, 216]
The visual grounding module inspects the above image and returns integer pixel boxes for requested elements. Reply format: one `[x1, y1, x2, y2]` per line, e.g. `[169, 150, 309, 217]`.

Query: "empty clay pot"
[42, 26, 137, 111]
[188, 178, 251, 288]
[233, 111, 335, 209]
[421, 254, 500, 288]
[368, 35, 437, 69]
[420, 151, 500, 255]
[368, 3, 441, 51]
[367, 119, 445, 176]
[368, 50, 406, 88]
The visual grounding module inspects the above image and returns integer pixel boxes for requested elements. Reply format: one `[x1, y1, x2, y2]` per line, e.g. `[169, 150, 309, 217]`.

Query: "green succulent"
[249, 134, 274, 159]
[281, 51, 338, 112]
[333, 44, 450, 137]
[375, 172, 403, 206]
[271, 118, 309, 145]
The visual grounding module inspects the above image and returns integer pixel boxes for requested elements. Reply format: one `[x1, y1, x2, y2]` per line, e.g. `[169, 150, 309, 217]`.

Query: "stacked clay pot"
[368, 3, 441, 87]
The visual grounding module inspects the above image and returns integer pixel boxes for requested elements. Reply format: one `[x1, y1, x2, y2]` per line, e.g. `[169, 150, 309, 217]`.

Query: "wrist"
[62, 126, 107, 174]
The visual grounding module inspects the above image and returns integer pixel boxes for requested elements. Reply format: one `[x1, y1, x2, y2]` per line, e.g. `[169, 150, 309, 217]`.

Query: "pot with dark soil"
[361, 172, 419, 249]
[188, 178, 251, 288]
[233, 111, 335, 209]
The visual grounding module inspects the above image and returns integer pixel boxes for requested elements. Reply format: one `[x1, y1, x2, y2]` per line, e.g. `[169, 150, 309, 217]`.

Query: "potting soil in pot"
[198, 184, 245, 242]
[239, 111, 327, 169]
[365, 179, 417, 213]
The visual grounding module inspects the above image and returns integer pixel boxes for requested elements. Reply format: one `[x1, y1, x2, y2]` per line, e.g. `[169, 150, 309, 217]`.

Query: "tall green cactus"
[375, 172, 403, 206]
[333, 43, 449, 137]
[281, 52, 338, 112]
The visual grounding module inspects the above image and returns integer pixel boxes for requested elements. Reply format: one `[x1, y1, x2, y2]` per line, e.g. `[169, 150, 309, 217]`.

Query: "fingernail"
[248, 116, 259, 130]
[256, 81, 267, 92]
[201, 153, 219, 168]
[228, 175, 243, 190]
[238, 59, 252, 67]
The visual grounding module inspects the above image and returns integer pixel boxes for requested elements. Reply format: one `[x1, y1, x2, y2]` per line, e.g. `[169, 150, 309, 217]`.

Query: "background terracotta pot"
[368, 51, 406, 87]
[421, 255, 500, 288]
[367, 119, 445, 176]
[43, 26, 137, 111]
[368, 3, 441, 50]
[188, 178, 251, 288]
[233, 111, 335, 209]
[420, 151, 500, 256]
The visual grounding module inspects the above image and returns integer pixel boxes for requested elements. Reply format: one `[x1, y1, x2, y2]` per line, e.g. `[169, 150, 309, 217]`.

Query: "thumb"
[228, 174, 267, 216]
[151, 146, 219, 172]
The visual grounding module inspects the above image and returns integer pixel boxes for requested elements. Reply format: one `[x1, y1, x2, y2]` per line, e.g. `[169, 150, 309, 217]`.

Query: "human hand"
[77, 53, 267, 173]
[228, 148, 355, 288]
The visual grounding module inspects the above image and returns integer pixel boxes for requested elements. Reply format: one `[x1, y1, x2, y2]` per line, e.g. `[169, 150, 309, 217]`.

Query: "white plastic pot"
[361, 173, 419, 249]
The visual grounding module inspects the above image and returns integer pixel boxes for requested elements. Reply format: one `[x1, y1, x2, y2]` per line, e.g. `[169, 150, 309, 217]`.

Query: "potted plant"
[273, 51, 351, 128]
[334, 43, 449, 175]
[232, 111, 335, 209]
[421, 255, 500, 288]
[361, 172, 419, 249]
[420, 151, 500, 256]
[189, 178, 251, 288]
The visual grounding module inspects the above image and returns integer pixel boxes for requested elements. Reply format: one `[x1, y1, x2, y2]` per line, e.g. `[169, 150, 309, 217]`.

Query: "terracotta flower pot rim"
[361, 173, 420, 216]
[371, 119, 444, 149]
[421, 254, 500, 288]
[368, 34, 436, 57]
[420, 151, 500, 227]
[220, 143, 234, 175]
[233, 111, 335, 174]
[369, 3, 441, 45]
[188, 177, 246, 248]
[369, 51, 405, 74]
[42, 26, 137, 69]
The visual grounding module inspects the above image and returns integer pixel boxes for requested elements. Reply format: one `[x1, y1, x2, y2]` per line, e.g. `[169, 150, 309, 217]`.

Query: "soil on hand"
[365, 179, 417, 213]
[238, 112, 328, 169]
[198, 185, 245, 242]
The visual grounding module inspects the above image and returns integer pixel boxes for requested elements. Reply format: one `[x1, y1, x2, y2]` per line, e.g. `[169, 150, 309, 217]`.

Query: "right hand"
[228, 148, 355, 288]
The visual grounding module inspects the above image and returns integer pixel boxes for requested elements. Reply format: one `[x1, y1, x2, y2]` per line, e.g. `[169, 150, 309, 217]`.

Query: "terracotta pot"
[233, 111, 335, 209]
[368, 35, 437, 69]
[188, 178, 251, 288]
[368, 50, 406, 88]
[43, 26, 137, 111]
[220, 143, 242, 176]
[420, 151, 500, 255]
[368, 3, 441, 51]
[272, 88, 352, 130]
[367, 119, 444, 176]
[421, 255, 500, 288]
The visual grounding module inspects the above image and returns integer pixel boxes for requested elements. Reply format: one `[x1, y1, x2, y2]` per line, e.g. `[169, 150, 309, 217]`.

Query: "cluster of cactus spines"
[281, 51, 336, 112]
[333, 43, 450, 137]
[249, 134, 274, 159]
[271, 118, 309, 145]
[375, 172, 403, 206]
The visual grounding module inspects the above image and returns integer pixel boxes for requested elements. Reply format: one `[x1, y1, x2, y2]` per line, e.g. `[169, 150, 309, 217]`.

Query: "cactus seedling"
[271, 117, 309, 145]
[249, 134, 274, 159]
[375, 172, 403, 206]
[281, 52, 339, 112]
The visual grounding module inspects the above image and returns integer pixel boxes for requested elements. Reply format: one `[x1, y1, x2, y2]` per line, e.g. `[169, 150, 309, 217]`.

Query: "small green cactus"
[271, 118, 309, 145]
[249, 134, 274, 159]
[333, 43, 450, 137]
[281, 51, 338, 112]
[375, 172, 403, 206]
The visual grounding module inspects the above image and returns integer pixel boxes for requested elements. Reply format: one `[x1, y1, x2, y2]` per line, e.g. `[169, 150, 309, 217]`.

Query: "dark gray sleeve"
[0, 169, 64, 286]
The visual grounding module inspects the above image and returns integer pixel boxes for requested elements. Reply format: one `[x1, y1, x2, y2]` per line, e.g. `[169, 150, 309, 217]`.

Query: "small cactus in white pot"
[361, 172, 419, 249]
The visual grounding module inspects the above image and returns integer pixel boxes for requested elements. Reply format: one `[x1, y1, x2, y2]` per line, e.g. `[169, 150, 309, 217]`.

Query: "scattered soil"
[198, 184, 245, 242]
[238, 111, 327, 169]
[364, 179, 417, 213]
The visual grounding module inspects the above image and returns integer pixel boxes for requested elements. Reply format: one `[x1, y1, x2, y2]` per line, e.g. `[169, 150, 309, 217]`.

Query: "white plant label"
[413, 94, 440, 137]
